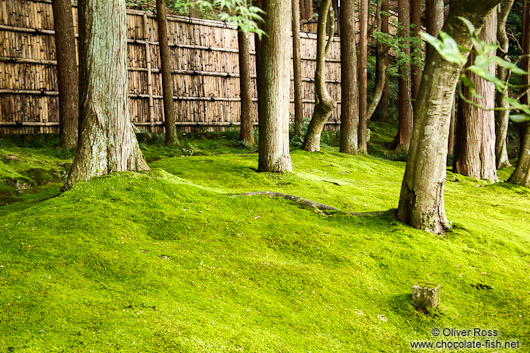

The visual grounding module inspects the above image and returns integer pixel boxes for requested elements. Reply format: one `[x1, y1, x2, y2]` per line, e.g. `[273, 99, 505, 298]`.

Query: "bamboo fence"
[0, 0, 397, 134]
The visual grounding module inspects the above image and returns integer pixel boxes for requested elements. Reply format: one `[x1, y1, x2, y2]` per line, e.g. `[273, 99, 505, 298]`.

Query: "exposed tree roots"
[230, 191, 389, 218]
[230, 191, 339, 211]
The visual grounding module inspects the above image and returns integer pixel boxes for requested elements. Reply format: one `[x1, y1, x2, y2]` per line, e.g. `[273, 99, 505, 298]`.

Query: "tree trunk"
[303, 0, 335, 152]
[509, 0, 530, 186]
[390, 0, 413, 153]
[495, 0, 514, 169]
[517, 0, 529, 155]
[292, 0, 304, 137]
[448, 102, 455, 155]
[339, 0, 359, 154]
[258, 0, 293, 172]
[410, 0, 422, 102]
[238, 30, 255, 146]
[156, 0, 177, 145]
[453, 11, 498, 182]
[425, 0, 444, 58]
[303, 0, 313, 20]
[398, 0, 502, 234]
[52, 0, 79, 150]
[357, 0, 369, 153]
[66, 0, 149, 188]
[367, 7, 387, 121]
[378, 0, 390, 122]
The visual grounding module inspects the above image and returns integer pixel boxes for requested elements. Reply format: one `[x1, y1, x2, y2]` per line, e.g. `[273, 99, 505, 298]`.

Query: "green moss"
[0, 135, 529, 352]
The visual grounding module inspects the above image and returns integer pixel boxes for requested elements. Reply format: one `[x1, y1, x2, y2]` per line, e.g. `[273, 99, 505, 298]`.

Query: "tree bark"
[378, 0, 390, 122]
[425, 0, 445, 58]
[238, 29, 255, 146]
[398, 0, 502, 234]
[66, 0, 149, 188]
[410, 0, 422, 102]
[495, 0, 514, 169]
[510, 128, 530, 186]
[156, 0, 177, 145]
[448, 102, 455, 155]
[303, 0, 313, 20]
[339, 0, 359, 154]
[292, 0, 304, 137]
[453, 11, 498, 182]
[303, 0, 335, 152]
[390, 0, 413, 153]
[258, 0, 293, 172]
[367, 7, 387, 121]
[509, 0, 530, 186]
[357, 0, 369, 153]
[52, 0, 79, 150]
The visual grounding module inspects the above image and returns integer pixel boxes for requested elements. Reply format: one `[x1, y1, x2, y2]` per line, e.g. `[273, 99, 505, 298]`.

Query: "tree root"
[230, 192, 391, 219]
[229, 191, 339, 211]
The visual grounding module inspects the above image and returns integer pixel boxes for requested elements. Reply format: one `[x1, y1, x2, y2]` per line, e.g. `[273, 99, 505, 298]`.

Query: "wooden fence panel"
[0, 0, 348, 134]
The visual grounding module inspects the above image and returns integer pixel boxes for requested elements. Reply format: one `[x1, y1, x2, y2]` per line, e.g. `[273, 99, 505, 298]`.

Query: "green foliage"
[422, 17, 530, 122]
[374, 15, 424, 79]
[0, 136, 529, 352]
[169, 0, 265, 37]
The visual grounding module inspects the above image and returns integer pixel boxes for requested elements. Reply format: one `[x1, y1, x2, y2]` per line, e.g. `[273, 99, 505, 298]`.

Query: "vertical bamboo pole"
[143, 13, 155, 132]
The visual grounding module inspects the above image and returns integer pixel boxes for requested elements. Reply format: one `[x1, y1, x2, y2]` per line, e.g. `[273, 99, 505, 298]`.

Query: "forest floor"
[0, 123, 529, 352]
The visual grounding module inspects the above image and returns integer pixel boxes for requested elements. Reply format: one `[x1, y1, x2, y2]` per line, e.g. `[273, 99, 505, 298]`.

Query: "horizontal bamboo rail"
[0, 0, 351, 134]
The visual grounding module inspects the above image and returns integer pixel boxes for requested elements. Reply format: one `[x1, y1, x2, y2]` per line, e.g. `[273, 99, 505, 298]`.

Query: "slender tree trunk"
[156, 0, 177, 145]
[410, 0, 422, 102]
[303, 0, 335, 152]
[453, 11, 498, 182]
[303, 0, 313, 19]
[339, 0, 359, 154]
[398, 0, 502, 234]
[425, 0, 444, 58]
[448, 102, 455, 155]
[292, 0, 304, 137]
[66, 0, 149, 188]
[390, 0, 413, 153]
[367, 7, 387, 121]
[357, 0, 369, 153]
[509, 0, 530, 186]
[258, 0, 293, 172]
[379, 0, 390, 122]
[52, 0, 79, 150]
[496, 0, 514, 169]
[238, 30, 255, 146]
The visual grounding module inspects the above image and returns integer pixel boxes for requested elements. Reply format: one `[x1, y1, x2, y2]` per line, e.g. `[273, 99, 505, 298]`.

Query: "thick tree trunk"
[339, 0, 359, 154]
[258, 0, 293, 172]
[238, 30, 255, 146]
[410, 0, 422, 102]
[398, 0, 502, 234]
[357, 0, 369, 153]
[303, 0, 335, 152]
[390, 0, 413, 153]
[52, 0, 79, 150]
[292, 0, 304, 137]
[495, 0, 514, 169]
[453, 11, 498, 182]
[509, 0, 530, 186]
[378, 0, 390, 122]
[156, 0, 177, 145]
[66, 0, 149, 188]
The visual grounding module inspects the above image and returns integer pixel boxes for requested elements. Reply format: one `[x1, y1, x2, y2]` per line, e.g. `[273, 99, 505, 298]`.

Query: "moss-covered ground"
[0, 124, 529, 352]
